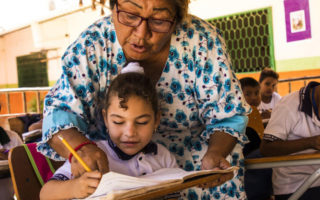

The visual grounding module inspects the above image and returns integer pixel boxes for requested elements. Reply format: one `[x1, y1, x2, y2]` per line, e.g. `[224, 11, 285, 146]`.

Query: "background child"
[239, 77, 262, 156]
[260, 82, 320, 200]
[258, 67, 281, 119]
[239, 77, 273, 200]
[240, 77, 261, 108]
[40, 63, 178, 200]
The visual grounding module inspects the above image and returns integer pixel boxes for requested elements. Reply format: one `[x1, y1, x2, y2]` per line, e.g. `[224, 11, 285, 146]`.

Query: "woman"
[38, 0, 250, 199]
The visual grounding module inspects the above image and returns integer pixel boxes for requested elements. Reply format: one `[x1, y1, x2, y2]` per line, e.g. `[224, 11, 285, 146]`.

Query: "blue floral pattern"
[38, 15, 250, 199]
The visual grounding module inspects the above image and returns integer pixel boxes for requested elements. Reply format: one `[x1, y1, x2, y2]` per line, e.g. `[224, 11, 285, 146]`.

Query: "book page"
[85, 166, 238, 199]
[141, 166, 238, 182]
[87, 171, 178, 199]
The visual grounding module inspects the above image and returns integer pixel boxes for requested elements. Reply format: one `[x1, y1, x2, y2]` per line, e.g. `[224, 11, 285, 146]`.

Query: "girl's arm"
[260, 135, 320, 157]
[40, 171, 101, 200]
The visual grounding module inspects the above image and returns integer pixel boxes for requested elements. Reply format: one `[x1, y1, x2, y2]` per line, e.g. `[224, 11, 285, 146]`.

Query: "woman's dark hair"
[259, 67, 279, 83]
[239, 77, 260, 90]
[104, 72, 158, 115]
[109, 0, 190, 24]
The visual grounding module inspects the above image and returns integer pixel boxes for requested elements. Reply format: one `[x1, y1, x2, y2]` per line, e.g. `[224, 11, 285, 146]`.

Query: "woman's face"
[112, 0, 176, 62]
[260, 77, 278, 97]
[103, 95, 160, 155]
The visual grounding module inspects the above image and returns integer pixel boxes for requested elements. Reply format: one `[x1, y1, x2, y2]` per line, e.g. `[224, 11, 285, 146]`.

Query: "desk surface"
[0, 160, 10, 178]
[0, 160, 9, 171]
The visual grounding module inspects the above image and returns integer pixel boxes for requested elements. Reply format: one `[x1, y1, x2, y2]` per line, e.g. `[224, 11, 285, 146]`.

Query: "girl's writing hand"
[71, 144, 109, 178]
[71, 170, 102, 198]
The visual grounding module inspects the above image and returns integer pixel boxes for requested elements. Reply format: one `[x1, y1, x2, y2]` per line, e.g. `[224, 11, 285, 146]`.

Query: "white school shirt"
[51, 140, 178, 180]
[258, 92, 281, 111]
[264, 91, 320, 195]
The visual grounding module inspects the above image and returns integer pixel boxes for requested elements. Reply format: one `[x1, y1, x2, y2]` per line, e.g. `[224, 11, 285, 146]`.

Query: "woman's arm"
[206, 131, 237, 158]
[260, 136, 320, 157]
[40, 171, 101, 200]
[200, 131, 236, 188]
[48, 128, 89, 158]
[48, 128, 109, 177]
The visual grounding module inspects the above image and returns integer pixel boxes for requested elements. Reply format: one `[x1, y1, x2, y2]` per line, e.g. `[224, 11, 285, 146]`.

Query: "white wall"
[189, 0, 320, 68]
[0, 27, 36, 85]
[0, 6, 108, 86]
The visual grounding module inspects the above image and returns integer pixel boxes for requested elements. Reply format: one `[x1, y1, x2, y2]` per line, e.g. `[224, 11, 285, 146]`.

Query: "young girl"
[40, 63, 178, 200]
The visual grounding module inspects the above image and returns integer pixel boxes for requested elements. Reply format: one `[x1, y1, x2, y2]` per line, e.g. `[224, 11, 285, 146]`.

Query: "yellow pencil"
[58, 135, 92, 172]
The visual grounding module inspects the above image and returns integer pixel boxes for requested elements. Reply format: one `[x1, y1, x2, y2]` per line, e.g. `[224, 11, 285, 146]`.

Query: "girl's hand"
[71, 170, 102, 198]
[71, 144, 109, 178]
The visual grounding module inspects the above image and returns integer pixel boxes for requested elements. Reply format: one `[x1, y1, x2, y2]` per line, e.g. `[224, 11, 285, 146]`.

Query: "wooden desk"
[0, 160, 10, 178]
[245, 152, 320, 200]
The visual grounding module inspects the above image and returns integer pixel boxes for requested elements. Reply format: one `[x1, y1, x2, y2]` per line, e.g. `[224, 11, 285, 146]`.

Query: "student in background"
[239, 77, 273, 200]
[0, 104, 23, 200]
[239, 77, 262, 156]
[260, 81, 320, 200]
[258, 68, 281, 119]
[40, 63, 178, 200]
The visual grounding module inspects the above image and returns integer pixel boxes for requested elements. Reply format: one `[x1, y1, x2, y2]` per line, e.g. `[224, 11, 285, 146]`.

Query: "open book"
[85, 166, 238, 200]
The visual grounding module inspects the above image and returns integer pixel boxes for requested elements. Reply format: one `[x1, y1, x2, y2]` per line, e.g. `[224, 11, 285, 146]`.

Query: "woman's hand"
[198, 131, 236, 188]
[71, 170, 102, 199]
[199, 150, 233, 188]
[71, 144, 109, 178]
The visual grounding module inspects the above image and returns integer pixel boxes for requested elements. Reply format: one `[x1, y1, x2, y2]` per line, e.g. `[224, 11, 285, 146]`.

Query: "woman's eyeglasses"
[116, 3, 175, 33]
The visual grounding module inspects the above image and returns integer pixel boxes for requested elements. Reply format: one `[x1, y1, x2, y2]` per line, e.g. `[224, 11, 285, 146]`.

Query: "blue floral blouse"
[38, 15, 251, 200]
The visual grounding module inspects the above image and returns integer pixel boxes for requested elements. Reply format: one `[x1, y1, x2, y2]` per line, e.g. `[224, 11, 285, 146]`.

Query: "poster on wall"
[284, 0, 311, 42]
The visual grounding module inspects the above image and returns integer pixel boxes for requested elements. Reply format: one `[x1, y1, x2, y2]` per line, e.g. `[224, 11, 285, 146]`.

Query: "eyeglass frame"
[115, 2, 176, 33]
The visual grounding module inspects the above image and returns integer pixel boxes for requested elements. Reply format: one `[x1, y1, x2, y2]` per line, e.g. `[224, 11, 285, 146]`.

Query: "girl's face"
[102, 95, 160, 155]
[260, 77, 278, 97]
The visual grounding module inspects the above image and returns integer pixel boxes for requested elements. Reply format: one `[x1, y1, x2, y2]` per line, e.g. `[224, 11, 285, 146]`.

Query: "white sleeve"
[50, 161, 72, 181]
[264, 96, 296, 141]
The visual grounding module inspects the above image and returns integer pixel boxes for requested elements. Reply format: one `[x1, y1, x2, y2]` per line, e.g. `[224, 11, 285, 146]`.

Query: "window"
[17, 52, 49, 87]
[208, 7, 275, 73]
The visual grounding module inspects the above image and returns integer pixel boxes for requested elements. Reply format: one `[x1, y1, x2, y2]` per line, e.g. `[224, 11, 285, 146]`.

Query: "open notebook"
[84, 166, 238, 200]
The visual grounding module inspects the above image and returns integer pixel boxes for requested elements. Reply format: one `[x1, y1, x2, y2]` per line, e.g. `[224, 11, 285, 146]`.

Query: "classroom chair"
[8, 143, 63, 200]
[245, 152, 320, 200]
[247, 106, 264, 139]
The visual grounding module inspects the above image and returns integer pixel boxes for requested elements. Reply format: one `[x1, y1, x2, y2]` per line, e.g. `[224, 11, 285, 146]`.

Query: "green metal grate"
[17, 52, 49, 87]
[208, 7, 275, 73]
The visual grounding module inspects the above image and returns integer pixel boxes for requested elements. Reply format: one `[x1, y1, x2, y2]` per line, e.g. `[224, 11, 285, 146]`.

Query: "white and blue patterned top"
[38, 15, 251, 200]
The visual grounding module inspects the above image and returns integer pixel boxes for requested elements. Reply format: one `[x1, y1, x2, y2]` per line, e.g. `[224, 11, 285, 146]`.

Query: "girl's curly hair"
[104, 72, 158, 115]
